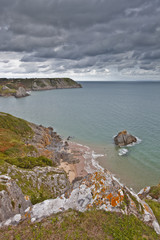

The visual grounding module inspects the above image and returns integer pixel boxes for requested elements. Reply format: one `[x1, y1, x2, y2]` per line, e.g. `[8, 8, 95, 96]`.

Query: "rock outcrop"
[114, 130, 137, 146]
[0, 175, 31, 223]
[15, 87, 29, 98]
[1, 171, 160, 235]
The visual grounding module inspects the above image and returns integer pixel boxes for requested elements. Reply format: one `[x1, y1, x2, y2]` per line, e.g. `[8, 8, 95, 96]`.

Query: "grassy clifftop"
[0, 210, 159, 240]
[0, 112, 69, 204]
[0, 112, 35, 158]
[0, 78, 82, 97]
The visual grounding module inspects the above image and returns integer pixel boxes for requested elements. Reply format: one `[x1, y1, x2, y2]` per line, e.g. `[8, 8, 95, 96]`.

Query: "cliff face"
[0, 112, 71, 222]
[0, 78, 82, 97]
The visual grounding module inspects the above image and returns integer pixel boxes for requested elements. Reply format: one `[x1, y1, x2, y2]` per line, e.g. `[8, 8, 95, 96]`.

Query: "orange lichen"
[143, 203, 152, 214]
[130, 200, 136, 208]
[118, 130, 127, 136]
[24, 195, 30, 201]
[107, 193, 113, 201]
[111, 196, 120, 207]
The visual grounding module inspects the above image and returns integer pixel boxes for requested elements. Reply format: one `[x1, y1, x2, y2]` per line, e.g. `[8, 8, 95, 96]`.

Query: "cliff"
[0, 78, 82, 97]
[0, 112, 160, 238]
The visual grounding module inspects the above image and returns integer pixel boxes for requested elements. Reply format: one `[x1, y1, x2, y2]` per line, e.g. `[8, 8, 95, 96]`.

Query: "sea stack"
[114, 130, 137, 146]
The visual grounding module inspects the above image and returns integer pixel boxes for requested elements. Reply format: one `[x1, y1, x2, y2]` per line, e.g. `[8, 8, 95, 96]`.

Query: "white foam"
[126, 137, 142, 147]
[83, 148, 105, 174]
[118, 148, 128, 156]
[91, 151, 104, 172]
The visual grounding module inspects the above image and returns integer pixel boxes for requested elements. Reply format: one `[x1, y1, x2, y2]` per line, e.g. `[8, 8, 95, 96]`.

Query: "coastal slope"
[0, 112, 160, 238]
[0, 78, 82, 97]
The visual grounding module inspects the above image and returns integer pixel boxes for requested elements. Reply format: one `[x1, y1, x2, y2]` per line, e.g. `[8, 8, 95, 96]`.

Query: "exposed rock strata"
[114, 130, 137, 146]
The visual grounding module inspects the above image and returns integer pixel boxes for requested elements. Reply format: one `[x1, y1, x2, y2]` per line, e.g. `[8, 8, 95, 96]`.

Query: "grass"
[5, 156, 53, 169]
[0, 112, 33, 137]
[0, 85, 16, 95]
[0, 112, 36, 158]
[0, 210, 159, 240]
[0, 183, 7, 191]
[146, 200, 160, 225]
[0, 112, 67, 205]
[149, 184, 160, 199]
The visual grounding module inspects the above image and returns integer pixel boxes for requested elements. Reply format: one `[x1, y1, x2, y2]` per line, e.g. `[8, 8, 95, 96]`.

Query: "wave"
[91, 151, 105, 172]
[126, 137, 142, 147]
[83, 149, 104, 173]
[118, 148, 128, 156]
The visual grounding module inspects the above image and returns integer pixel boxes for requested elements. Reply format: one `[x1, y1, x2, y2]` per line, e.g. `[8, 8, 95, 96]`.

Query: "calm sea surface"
[0, 81, 160, 192]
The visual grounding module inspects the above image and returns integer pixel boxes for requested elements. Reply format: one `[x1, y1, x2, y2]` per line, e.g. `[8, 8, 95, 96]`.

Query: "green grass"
[149, 185, 160, 199]
[0, 112, 33, 137]
[0, 183, 7, 191]
[146, 200, 160, 225]
[0, 112, 36, 158]
[5, 156, 53, 169]
[0, 210, 159, 240]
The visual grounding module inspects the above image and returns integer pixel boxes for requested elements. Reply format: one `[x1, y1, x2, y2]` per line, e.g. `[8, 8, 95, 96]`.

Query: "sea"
[0, 81, 160, 192]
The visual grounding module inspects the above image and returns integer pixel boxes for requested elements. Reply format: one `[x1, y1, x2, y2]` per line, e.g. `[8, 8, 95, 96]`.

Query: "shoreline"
[60, 141, 105, 183]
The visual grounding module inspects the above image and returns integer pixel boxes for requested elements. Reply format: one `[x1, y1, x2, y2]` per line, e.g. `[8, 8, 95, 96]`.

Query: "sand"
[60, 141, 99, 183]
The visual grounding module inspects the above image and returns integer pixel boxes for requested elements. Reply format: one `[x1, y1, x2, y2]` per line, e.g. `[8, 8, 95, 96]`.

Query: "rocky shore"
[0, 112, 160, 237]
[0, 78, 82, 98]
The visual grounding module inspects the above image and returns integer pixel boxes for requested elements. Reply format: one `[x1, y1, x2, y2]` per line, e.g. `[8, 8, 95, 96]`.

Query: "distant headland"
[0, 78, 82, 98]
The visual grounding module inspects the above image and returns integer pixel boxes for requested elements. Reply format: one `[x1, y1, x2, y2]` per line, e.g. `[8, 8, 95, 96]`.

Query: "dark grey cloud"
[0, 0, 160, 80]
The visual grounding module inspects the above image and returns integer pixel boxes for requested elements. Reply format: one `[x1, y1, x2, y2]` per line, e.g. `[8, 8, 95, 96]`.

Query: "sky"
[0, 0, 160, 81]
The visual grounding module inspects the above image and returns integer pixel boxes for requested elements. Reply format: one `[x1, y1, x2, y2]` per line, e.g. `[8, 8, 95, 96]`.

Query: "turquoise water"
[0, 81, 160, 191]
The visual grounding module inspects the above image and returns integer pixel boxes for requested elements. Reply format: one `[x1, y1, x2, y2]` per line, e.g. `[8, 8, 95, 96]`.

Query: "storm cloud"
[0, 0, 160, 80]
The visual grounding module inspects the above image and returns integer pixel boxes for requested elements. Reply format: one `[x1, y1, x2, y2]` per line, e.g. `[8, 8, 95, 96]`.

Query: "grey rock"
[15, 87, 29, 98]
[1, 85, 9, 90]
[0, 175, 31, 222]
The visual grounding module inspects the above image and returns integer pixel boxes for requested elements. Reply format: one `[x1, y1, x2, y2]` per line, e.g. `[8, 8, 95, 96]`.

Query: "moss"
[0, 183, 7, 191]
[5, 156, 53, 169]
[11, 200, 15, 209]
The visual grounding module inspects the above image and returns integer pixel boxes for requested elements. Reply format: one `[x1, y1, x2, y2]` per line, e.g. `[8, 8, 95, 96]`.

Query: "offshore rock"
[114, 130, 137, 146]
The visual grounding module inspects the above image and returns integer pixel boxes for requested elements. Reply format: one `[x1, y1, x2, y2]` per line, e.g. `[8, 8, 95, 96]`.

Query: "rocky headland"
[0, 78, 82, 98]
[0, 113, 160, 239]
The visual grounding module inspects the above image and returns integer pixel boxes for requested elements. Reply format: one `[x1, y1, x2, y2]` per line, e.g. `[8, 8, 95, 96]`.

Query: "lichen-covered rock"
[28, 171, 160, 235]
[114, 130, 137, 146]
[0, 175, 31, 223]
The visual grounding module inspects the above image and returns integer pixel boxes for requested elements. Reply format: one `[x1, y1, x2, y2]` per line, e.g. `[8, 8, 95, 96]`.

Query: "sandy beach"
[60, 141, 103, 183]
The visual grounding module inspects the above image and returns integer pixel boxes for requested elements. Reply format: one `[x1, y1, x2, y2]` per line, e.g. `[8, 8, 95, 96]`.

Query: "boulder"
[1, 85, 9, 90]
[114, 130, 137, 146]
[15, 87, 29, 98]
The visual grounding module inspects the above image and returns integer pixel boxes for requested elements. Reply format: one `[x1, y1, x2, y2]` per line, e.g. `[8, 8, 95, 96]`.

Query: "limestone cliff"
[0, 78, 82, 98]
